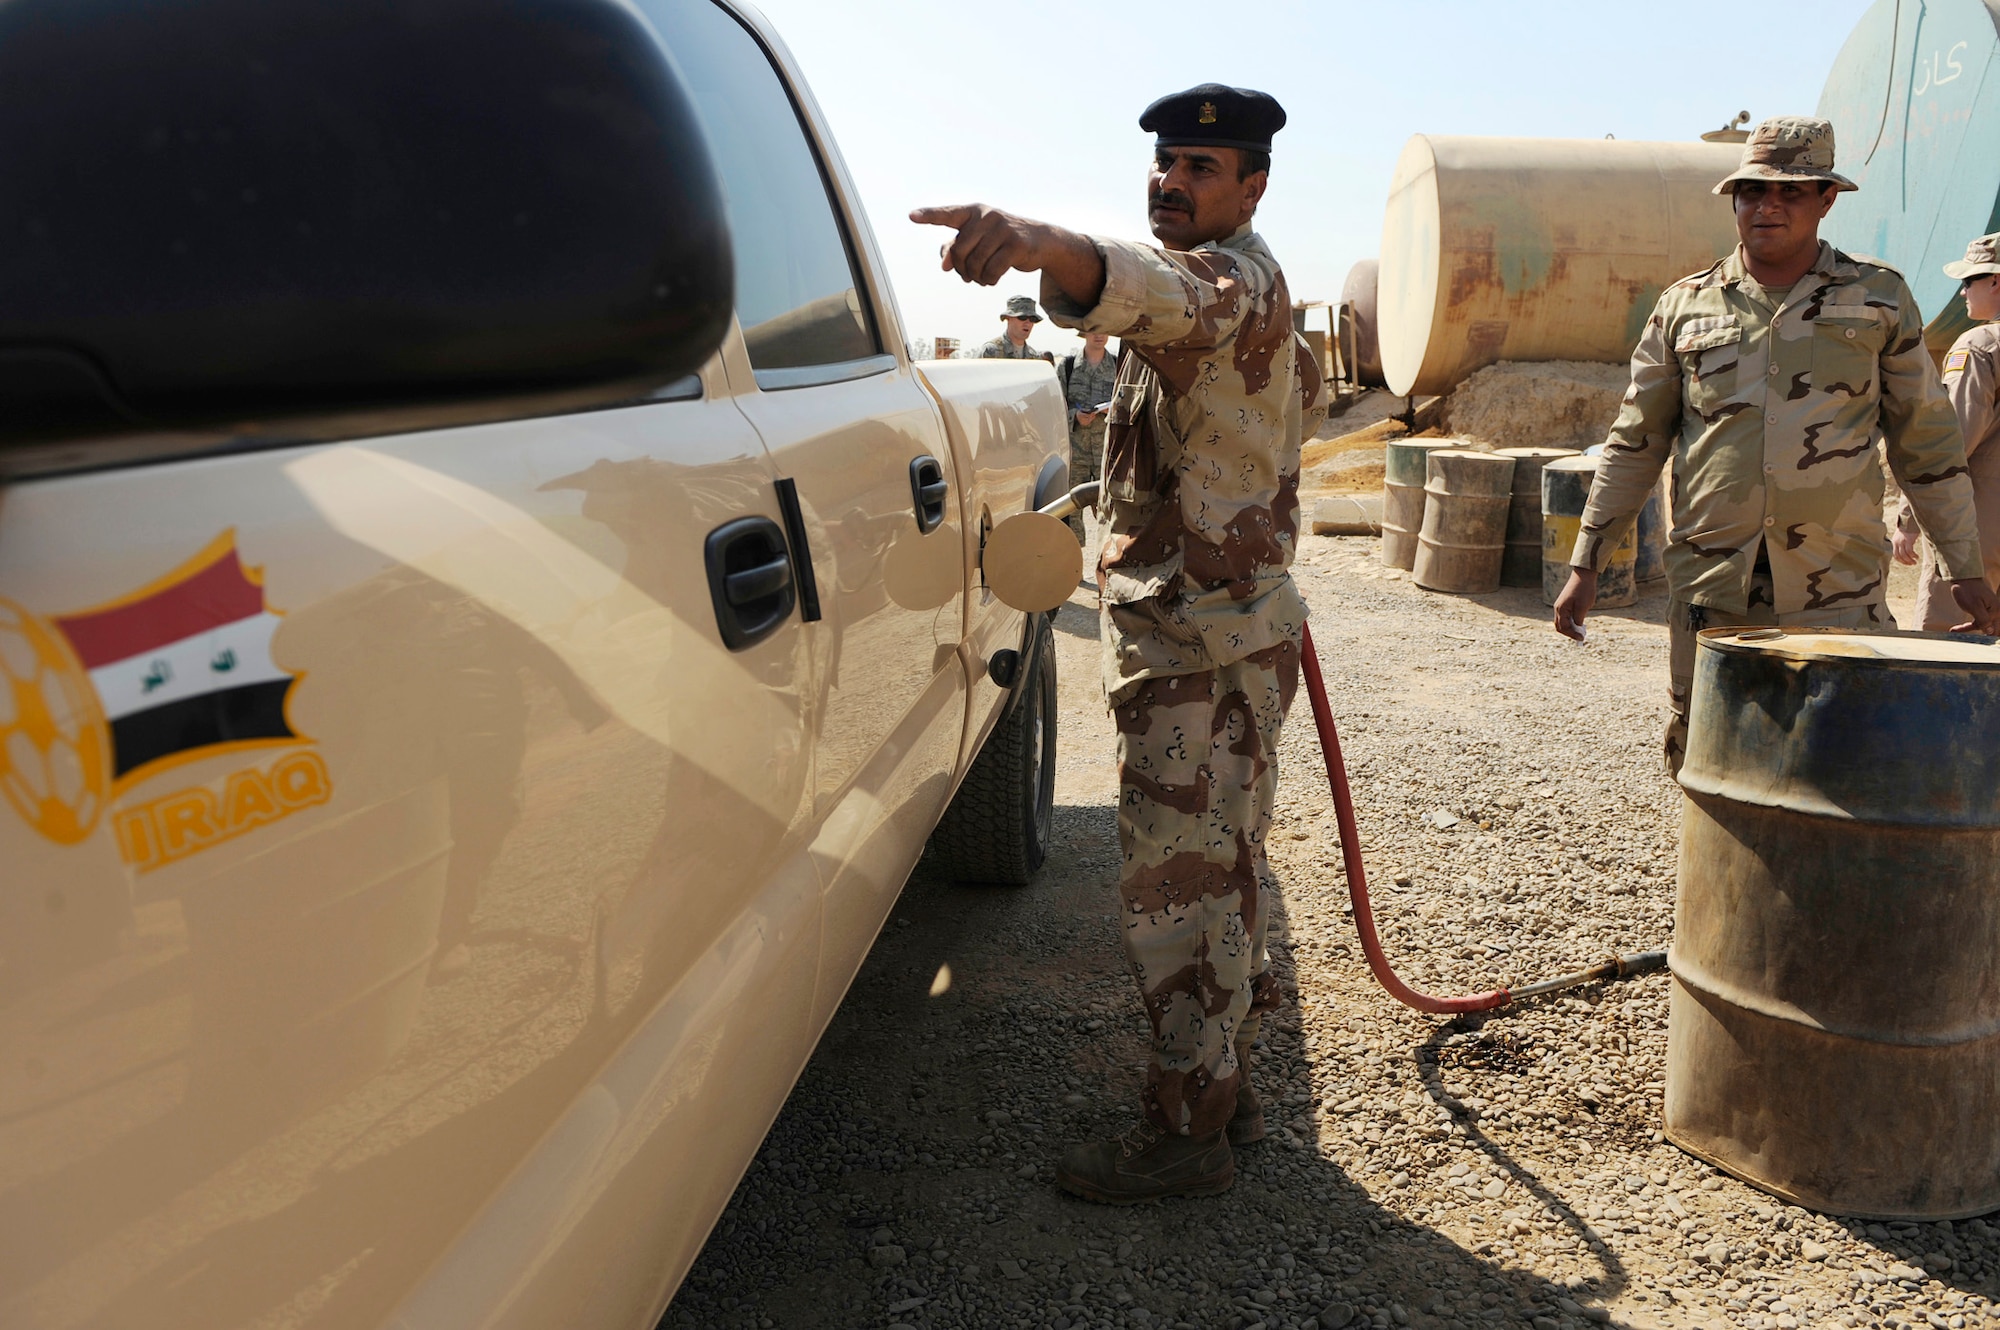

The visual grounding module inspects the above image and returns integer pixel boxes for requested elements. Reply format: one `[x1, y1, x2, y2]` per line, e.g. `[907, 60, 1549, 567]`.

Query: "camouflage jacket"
[1042, 222, 1328, 690]
[1573, 242, 1982, 613]
[1059, 347, 1119, 465]
[1896, 322, 2000, 582]
[977, 335, 1047, 361]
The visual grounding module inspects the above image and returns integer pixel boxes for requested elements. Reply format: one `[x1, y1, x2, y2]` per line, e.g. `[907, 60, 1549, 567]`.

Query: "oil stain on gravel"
[663, 535, 1998, 1330]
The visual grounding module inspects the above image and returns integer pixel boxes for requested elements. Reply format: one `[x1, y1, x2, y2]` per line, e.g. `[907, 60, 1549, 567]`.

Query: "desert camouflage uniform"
[1573, 241, 1983, 771]
[1897, 323, 2000, 628]
[1043, 222, 1328, 1137]
[1059, 347, 1119, 539]
[978, 335, 1047, 361]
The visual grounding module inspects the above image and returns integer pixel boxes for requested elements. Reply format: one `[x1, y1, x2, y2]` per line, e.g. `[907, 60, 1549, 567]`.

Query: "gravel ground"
[662, 533, 1988, 1330]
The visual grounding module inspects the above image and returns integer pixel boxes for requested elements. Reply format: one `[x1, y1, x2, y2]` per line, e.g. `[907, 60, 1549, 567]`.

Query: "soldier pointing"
[1551, 116, 2000, 774]
[914, 83, 1327, 1203]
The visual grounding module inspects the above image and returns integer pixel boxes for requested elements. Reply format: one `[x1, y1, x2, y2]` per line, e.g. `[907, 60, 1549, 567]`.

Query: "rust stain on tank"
[1446, 250, 1500, 309]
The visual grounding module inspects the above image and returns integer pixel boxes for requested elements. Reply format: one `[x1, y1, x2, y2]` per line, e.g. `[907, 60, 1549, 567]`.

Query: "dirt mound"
[1443, 360, 1629, 449]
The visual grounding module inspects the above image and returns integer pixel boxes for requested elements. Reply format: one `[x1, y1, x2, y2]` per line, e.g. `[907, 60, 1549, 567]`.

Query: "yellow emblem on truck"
[0, 531, 328, 865]
[0, 598, 111, 844]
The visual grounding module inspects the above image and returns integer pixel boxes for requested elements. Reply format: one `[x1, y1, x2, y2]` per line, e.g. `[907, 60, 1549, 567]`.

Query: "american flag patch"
[1946, 349, 1971, 375]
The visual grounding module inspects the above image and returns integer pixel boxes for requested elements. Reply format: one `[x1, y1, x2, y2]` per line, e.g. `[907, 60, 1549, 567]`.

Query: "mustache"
[1149, 190, 1194, 213]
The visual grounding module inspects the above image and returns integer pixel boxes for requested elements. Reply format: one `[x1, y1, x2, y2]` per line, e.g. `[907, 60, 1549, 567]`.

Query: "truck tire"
[924, 614, 1056, 885]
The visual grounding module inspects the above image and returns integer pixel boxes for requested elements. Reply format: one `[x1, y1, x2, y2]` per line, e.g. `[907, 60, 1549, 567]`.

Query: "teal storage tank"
[1818, 0, 2000, 355]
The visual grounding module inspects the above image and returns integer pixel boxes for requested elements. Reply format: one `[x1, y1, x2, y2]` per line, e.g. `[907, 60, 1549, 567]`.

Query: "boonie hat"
[1944, 232, 2000, 281]
[1002, 295, 1041, 322]
[1712, 115, 1857, 195]
[1140, 83, 1286, 154]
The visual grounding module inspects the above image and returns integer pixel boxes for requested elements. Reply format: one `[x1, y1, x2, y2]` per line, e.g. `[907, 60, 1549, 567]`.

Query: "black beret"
[1139, 83, 1286, 154]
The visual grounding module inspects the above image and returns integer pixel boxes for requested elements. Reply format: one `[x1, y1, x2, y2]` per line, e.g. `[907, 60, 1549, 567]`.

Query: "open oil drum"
[1413, 449, 1513, 594]
[1381, 439, 1455, 571]
[1496, 447, 1576, 587]
[1541, 454, 1635, 607]
[1668, 627, 2000, 1218]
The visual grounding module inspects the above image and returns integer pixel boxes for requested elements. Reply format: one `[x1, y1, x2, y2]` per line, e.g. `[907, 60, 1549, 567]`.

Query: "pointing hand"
[910, 203, 1050, 287]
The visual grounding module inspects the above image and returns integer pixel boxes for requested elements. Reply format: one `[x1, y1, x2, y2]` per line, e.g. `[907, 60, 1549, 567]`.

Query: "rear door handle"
[909, 455, 948, 534]
[704, 516, 795, 650]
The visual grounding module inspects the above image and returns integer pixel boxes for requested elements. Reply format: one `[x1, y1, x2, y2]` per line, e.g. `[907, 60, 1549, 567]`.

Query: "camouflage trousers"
[1664, 563, 1891, 776]
[1066, 427, 1104, 543]
[1110, 639, 1299, 1137]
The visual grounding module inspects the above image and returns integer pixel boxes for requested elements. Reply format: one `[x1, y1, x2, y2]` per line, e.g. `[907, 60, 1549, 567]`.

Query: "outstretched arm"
[910, 204, 1105, 309]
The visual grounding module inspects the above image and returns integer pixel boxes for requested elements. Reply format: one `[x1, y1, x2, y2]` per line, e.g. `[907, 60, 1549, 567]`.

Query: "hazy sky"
[748, 0, 1875, 356]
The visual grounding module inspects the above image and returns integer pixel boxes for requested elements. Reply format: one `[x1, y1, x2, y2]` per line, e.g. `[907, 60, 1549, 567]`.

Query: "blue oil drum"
[1669, 626, 2000, 1218]
[1818, 0, 2000, 354]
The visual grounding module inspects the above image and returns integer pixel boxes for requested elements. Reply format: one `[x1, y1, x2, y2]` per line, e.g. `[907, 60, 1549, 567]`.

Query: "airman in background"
[1057, 330, 1117, 543]
[978, 294, 1052, 361]
[1893, 231, 2000, 628]
[1552, 115, 2000, 774]
[913, 81, 1327, 1203]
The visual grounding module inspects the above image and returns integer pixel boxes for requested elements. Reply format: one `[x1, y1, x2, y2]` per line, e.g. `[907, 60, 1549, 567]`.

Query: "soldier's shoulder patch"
[1845, 249, 1902, 273]
[1672, 259, 1727, 293]
[1945, 349, 1972, 376]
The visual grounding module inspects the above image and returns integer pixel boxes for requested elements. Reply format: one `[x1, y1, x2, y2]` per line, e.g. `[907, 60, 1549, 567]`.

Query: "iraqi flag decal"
[52, 532, 301, 785]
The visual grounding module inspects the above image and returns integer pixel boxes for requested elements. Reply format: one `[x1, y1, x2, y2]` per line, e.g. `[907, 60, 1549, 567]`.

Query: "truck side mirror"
[0, 0, 734, 469]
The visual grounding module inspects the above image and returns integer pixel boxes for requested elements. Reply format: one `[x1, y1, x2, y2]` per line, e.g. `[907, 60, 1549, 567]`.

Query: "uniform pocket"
[1675, 315, 1743, 417]
[1811, 312, 1882, 397]
[1101, 381, 1154, 501]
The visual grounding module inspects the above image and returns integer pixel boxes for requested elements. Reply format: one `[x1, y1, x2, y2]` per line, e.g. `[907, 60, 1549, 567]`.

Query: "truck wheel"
[924, 615, 1056, 885]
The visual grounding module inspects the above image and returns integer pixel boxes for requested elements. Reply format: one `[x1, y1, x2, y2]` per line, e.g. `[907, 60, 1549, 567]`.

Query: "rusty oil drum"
[1381, 439, 1454, 571]
[1668, 627, 2000, 1218]
[1412, 449, 1514, 594]
[1496, 447, 1576, 588]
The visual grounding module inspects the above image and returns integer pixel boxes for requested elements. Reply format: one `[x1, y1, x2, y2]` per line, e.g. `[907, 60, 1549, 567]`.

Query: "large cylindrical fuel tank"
[1818, 0, 2000, 357]
[1668, 627, 2000, 1218]
[1340, 259, 1385, 387]
[1377, 136, 1742, 398]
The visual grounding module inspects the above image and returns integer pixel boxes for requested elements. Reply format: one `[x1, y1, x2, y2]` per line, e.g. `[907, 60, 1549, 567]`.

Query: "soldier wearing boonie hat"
[1709, 114, 1858, 195]
[978, 294, 1050, 361]
[910, 84, 1328, 1203]
[1553, 115, 2000, 772]
[1894, 231, 2000, 627]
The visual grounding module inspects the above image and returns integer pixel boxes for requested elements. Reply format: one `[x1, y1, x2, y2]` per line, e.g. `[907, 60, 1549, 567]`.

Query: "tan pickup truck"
[0, 1, 1066, 1325]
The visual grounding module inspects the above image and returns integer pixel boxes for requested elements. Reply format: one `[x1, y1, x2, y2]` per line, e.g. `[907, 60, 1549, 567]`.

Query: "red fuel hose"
[1297, 622, 1665, 1015]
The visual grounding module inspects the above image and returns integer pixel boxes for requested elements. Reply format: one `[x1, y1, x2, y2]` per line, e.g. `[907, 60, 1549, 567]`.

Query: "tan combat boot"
[1228, 1041, 1265, 1146]
[1054, 1121, 1234, 1204]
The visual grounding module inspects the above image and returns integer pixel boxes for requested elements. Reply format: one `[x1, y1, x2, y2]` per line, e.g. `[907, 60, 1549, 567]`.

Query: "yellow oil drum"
[1381, 439, 1455, 571]
[1636, 488, 1666, 584]
[1496, 447, 1577, 587]
[1541, 454, 1634, 608]
[1669, 627, 2000, 1218]
[1413, 449, 1514, 594]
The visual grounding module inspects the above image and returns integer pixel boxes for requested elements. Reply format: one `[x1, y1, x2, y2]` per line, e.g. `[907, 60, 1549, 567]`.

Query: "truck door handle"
[909, 455, 948, 534]
[704, 516, 796, 651]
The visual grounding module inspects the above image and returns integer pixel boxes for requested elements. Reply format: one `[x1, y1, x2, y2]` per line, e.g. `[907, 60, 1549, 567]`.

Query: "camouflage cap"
[1001, 295, 1041, 321]
[1944, 232, 2000, 280]
[1712, 116, 1857, 195]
